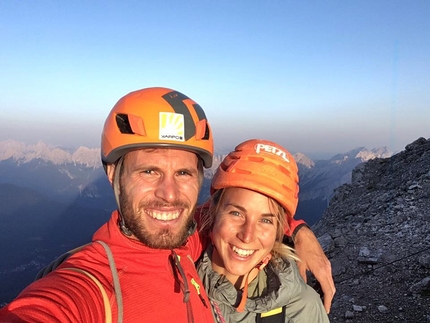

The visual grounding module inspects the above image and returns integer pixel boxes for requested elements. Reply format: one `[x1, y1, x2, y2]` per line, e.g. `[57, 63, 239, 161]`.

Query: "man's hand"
[294, 226, 335, 314]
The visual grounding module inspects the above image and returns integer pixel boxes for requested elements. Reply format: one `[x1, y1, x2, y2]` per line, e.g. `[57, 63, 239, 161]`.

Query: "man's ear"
[106, 163, 115, 185]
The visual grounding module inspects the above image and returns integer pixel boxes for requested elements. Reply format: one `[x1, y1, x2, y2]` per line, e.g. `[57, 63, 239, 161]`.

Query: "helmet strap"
[187, 219, 197, 237]
[236, 272, 249, 312]
[112, 156, 132, 236]
[236, 254, 272, 313]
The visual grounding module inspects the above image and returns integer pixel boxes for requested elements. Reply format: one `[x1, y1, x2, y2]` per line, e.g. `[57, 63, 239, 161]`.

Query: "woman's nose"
[237, 221, 256, 243]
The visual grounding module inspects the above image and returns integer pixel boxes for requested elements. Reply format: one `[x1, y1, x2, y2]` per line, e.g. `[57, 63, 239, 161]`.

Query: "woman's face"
[211, 187, 278, 283]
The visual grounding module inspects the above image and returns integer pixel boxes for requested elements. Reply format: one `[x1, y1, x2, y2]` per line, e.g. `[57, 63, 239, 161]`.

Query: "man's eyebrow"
[134, 164, 159, 171]
[177, 167, 198, 174]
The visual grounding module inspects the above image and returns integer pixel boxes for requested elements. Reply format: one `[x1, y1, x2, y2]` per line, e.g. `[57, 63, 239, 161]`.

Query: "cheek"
[181, 181, 200, 203]
[211, 223, 223, 247]
[123, 181, 152, 208]
[260, 229, 277, 248]
[212, 216, 237, 245]
[257, 228, 276, 248]
[211, 219, 230, 247]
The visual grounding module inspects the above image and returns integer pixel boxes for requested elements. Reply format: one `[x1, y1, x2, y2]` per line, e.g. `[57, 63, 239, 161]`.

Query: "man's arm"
[0, 269, 106, 322]
[291, 224, 336, 314]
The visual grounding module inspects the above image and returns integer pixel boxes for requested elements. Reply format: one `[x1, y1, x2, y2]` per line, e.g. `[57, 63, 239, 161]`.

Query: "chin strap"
[236, 254, 272, 313]
[112, 157, 132, 236]
[236, 272, 250, 312]
[187, 220, 197, 237]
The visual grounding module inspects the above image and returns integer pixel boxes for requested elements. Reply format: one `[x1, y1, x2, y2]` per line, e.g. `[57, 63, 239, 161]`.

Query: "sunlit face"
[108, 148, 200, 249]
[211, 187, 278, 285]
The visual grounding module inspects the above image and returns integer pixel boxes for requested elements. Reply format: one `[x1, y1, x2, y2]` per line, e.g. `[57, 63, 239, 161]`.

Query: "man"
[0, 87, 334, 322]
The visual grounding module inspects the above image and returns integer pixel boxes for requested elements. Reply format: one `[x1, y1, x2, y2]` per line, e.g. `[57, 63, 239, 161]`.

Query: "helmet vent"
[203, 123, 210, 140]
[116, 114, 134, 134]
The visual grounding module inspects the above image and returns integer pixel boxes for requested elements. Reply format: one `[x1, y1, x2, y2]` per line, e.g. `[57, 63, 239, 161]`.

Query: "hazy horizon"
[1, 1, 429, 160]
[0, 134, 417, 162]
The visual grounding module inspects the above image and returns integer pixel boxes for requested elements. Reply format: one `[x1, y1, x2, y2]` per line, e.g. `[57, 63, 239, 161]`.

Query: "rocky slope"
[313, 137, 430, 322]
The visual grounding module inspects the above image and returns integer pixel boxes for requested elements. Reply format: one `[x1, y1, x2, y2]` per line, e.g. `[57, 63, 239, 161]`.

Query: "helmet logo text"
[159, 112, 185, 141]
[255, 143, 290, 162]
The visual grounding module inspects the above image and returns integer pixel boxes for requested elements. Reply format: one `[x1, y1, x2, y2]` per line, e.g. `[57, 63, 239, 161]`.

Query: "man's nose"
[154, 175, 180, 203]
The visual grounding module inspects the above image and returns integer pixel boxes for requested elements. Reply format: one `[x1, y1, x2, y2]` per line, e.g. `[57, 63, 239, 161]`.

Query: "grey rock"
[419, 253, 430, 269]
[312, 137, 430, 322]
[377, 305, 389, 313]
[345, 310, 355, 319]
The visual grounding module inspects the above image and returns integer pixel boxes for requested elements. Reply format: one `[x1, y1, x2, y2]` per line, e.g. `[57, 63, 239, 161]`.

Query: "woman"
[197, 139, 330, 323]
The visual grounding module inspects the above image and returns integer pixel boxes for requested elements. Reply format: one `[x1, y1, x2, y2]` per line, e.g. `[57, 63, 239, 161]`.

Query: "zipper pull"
[191, 278, 208, 308]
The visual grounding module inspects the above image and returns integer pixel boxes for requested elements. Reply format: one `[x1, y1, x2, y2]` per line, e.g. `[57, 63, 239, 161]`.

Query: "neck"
[232, 268, 259, 290]
[211, 248, 260, 290]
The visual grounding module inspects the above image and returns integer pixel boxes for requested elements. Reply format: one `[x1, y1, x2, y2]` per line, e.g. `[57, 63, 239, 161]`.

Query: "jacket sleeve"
[282, 261, 330, 322]
[285, 216, 307, 237]
[0, 269, 108, 322]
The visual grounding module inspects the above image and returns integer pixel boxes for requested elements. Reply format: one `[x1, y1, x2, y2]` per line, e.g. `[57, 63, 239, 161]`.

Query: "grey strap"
[61, 267, 113, 323]
[94, 240, 123, 323]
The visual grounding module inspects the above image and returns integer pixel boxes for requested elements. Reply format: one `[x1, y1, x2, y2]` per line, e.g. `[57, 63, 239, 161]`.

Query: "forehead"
[124, 148, 198, 166]
[221, 188, 271, 209]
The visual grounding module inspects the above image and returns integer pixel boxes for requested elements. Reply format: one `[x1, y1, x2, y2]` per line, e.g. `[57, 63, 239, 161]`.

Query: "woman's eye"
[229, 211, 241, 217]
[261, 218, 274, 224]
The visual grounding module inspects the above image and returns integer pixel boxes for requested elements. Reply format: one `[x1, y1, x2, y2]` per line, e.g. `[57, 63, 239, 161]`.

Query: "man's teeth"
[232, 246, 255, 257]
[148, 211, 180, 221]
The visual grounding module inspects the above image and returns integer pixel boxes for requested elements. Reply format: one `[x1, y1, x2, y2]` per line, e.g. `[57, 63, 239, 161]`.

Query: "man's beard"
[119, 188, 196, 249]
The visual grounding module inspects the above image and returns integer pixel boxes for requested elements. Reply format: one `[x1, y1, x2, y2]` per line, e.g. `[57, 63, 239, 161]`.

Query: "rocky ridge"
[313, 137, 430, 322]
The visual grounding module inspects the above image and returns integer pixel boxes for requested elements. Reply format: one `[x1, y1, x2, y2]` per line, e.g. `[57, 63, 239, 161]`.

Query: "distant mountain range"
[295, 146, 392, 224]
[0, 139, 392, 305]
[0, 140, 101, 167]
[0, 139, 393, 223]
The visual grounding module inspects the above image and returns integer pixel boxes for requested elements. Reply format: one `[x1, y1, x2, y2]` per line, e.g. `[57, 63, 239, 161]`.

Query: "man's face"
[112, 148, 200, 249]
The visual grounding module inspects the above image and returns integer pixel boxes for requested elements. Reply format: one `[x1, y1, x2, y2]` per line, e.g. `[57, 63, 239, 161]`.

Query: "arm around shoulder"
[292, 225, 336, 314]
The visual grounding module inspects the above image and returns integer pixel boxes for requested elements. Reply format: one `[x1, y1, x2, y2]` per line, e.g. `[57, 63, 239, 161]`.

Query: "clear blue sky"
[1, 1, 429, 159]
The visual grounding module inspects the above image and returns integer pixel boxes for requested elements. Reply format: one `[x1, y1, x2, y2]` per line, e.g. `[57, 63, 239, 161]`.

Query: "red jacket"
[0, 206, 304, 322]
[0, 211, 213, 323]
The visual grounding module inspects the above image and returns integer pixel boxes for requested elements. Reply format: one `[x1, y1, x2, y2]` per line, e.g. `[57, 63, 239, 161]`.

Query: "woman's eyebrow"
[226, 203, 275, 217]
[226, 203, 247, 212]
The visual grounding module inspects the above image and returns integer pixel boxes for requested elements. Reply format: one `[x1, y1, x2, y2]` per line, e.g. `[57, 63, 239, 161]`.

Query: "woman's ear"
[257, 254, 272, 270]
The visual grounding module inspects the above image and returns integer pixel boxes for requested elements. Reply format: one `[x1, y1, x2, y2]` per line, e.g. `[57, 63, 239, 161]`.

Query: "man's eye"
[178, 171, 191, 176]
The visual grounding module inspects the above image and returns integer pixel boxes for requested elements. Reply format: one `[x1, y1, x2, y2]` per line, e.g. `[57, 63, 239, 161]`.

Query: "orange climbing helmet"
[211, 139, 299, 217]
[101, 87, 213, 168]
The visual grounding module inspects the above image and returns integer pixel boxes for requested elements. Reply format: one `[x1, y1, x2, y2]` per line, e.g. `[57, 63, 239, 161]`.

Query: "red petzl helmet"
[211, 139, 299, 217]
[101, 87, 213, 168]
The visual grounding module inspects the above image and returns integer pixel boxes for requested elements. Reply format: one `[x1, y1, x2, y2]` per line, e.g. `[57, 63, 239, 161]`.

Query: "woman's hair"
[200, 188, 299, 264]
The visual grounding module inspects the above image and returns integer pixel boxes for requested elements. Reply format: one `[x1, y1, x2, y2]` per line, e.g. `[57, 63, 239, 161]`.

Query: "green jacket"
[197, 245, 330, 323]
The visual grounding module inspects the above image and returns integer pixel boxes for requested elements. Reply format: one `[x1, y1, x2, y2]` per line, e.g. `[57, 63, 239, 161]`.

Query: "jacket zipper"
[191, 278, 208, 308]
